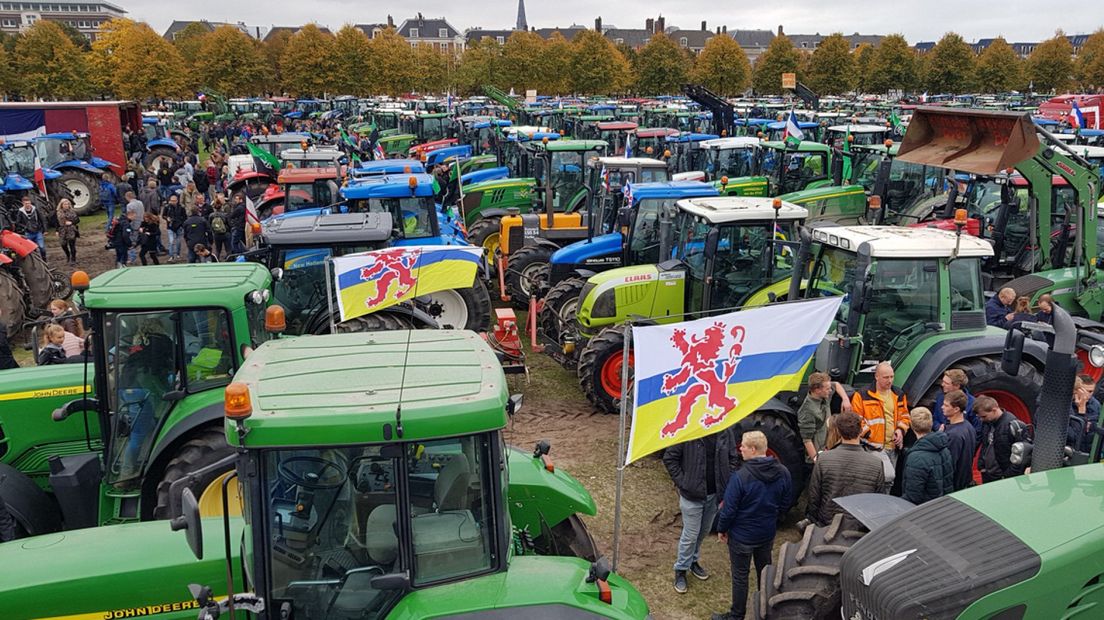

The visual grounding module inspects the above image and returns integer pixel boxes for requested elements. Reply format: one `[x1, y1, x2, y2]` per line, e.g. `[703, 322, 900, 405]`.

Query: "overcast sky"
[129, 1, 1102, 43]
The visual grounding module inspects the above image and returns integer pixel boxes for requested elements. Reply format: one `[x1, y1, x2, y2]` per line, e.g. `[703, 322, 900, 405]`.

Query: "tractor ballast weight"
[897, 107, 1039, 175]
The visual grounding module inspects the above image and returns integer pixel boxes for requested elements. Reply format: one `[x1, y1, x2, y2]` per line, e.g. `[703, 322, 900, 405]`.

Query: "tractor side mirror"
[871, 158, 892, 200]
[507, 393, 523, 417]
[617, 206, 633, 227]
[704, 228, 720, 257]
[369, 572, 411, 592]
[1001, 328, 1025, 376]
[170, 488, 203, 560]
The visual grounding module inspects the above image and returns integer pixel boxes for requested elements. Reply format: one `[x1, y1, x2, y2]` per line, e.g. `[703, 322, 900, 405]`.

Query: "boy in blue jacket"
[712, 430, 792, 620]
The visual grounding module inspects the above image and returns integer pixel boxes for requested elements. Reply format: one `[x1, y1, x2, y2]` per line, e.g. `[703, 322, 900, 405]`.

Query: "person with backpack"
[162, 194, 186, 262]
[183, 208, 212, 263]
[193, 162, 210, 197]
[208, 200, 230, 259]
[107, 211, 135, 268]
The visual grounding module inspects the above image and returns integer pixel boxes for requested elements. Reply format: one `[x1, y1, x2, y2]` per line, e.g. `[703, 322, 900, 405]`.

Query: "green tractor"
[0, 263, 278, 537]
[574, 196, 809, 414]
[0, 331, 651, 619]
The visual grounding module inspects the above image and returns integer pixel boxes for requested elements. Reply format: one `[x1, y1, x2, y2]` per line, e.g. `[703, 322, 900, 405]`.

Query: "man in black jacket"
[901, 407, 954, 504]
[229, 192, 247, 254]
[975, 395, 1024, 483]
[13, 195, 47, 258]
[182, 208, 213, 263]
[662, 428, 739, 594]
[805, 412, 885, 530]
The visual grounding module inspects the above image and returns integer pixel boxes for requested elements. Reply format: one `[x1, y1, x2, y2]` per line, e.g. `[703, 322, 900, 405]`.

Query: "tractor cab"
[370, 109, 403, 133]
[259, 167, 341, 219]
[764, 119, 821, 143]
[826, 124, 890, 149]
[632, 127, 679, 159]
[565, 114, 615, 141]
[251, 133, 314, 161]
[341, 173, 461, 245]
[351, 158, 425, 180]
[140, 117, 182, 166]
[279, 146, 347, 170]
[0, 141, 62, 212]
[697, 137, 773, 198]
[595, 121, 638, 155]
[34, 133, 108, 170]
[664, 132, 721, 174]
[758, 140, 834, 195]
[404, 112, 451, 144]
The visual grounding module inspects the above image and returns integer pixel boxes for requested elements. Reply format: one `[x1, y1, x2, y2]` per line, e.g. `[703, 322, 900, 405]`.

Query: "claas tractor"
[0, 331, 650, 619]
[498, 154, 664, 307]
[537, 180, 719, 355]
[753, 303, 1104, 619]
[573, 196, 809, 414]
[0, 263, 278, 538]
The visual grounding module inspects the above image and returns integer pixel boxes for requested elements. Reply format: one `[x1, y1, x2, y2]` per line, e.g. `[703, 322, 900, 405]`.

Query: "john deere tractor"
[0, 331, 651, 620]
[0, 263, 278, 537]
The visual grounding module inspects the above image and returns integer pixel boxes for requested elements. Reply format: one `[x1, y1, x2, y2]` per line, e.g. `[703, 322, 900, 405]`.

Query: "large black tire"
[324, 311, 417, 334]
[538, 276, 586, 347]
[919, 356, 1042, 426]
[58, 170, 100, 216]
[577, 324, 631, 414]
[50, 269, 72, 301]
[0, 463, 60, 539]
[0, 271, 26, 331]
[17, 251, 53, 310]
[533, 513, 599, 562]
[729, 412, 808, 506]
[143, 147, 177, 169]
[751, 513, 866, 620]
[466, 217, 502, 276]
[416, 279, 493, 331]
[151, 426, 236, 520]
[30, 192, 57, 228]
[504, 244, 554, 309]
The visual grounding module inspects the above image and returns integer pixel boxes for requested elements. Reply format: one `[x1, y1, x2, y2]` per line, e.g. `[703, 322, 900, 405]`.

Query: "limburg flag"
[627, 297, 841, 463]
[331, 246, 482, 322]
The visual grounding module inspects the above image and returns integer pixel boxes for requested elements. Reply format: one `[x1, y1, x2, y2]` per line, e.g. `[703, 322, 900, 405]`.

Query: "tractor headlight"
[1089, 345, 1104, 368]
[247, 290, 266, 305]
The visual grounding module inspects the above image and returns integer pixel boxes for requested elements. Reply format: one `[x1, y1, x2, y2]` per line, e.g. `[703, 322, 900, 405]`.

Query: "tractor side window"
[180, 309, 235, 391]
[679, 216, 712, 312]
[274, 248, 332, 333]
[628, 199, 667, 265]
[408, 435, 495, 585]
[551, 151, 584, 209]
[948, 259, 983, 311]
[863, 259, 939, 361]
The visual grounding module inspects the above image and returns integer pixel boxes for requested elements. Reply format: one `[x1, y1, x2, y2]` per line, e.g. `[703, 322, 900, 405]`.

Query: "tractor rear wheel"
[505, 244, 554, 309]
[729, 412, 807, 506]
[18, 251, 54, 310]
[466, 217, 502, 276]
[538, 276, 586, 346]
[577, 324, 633, 414]
[58, 170, 100, 216]
[329, 311, 416, 334]
[143, 147, 177, 169]
[752, 514, 866, 619]
[920, 356, 1042, 425]
[0, 271, 25, 332]
[416, 280, 492, 332]
[151, 426, 237, 520]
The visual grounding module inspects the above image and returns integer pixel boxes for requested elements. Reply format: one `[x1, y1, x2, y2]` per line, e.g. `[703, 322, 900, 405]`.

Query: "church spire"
[516, 0, 528, 30]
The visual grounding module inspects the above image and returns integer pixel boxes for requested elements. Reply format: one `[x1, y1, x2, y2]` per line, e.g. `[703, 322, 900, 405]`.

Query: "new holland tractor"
[750, 302, 1104, 619]
[0, 331, 651, 620]
[0, 263, 279, 537]
[34, 132, 114, 215]
[0, 140, 73, 222]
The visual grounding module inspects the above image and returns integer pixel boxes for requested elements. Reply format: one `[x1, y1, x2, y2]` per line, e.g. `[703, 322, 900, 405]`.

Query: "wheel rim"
[481, 232, 500, 270]
[417, 289, 469, 329]
[518, 261, 547, 297]
[599, 350, 634, 398]
[558, 296, 579, 324]
[64, 179, 91, 211]
[197, 471, 243, 517]
[979, 389, 1032, 424]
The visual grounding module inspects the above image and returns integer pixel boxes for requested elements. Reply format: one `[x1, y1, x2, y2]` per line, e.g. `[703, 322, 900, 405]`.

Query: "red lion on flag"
[659, 322, 746, 437]
[358, 248, 420, 309]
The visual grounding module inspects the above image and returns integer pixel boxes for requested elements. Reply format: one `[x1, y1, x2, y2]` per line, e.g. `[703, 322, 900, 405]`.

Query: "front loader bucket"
[897, 107, 1039, 175]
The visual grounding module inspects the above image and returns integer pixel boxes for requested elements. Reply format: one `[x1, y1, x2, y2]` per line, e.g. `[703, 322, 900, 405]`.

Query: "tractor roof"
[677, 197, 807, 223]
[229, 331, 509, 448]
[666, 133, 720, 143]
[251, 133, 311, 144]
[543, 139, 608, 152]
[760, 141, 830, 152]
[700, 137, 760, 150]
[342, 173, 435, 198]
[595, 156, 668, 169]
[596, 121, 638, 131]
[634, 127, 679, 138]
[260, 211, 393, 246]
[352, 159, 425, 176]
[83, 263, 271, 310]
[810, 225, 994, 258]
[827, 124, 889, 133]
[277, 167, 339, 183]
[1078, 145, 1104, 158]
[629, 181, 718, 201]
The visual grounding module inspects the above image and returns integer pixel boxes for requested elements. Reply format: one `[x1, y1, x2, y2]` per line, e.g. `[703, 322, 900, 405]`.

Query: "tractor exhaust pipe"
[1032, 304, 1079, 473]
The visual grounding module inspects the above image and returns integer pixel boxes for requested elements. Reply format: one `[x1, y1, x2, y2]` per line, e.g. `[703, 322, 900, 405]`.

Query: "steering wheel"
[278, 455, 347, 490]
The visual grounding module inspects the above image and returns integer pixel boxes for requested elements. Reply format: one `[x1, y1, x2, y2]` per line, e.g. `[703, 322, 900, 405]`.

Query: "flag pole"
[325, 257, 337, 333]
[612, 321, 632, 573]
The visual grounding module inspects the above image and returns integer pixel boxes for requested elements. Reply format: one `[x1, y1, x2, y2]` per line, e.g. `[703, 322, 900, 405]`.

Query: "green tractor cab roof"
[808, 225, 994, 258]
[82, 263, 271, 310]
[677, 196, 808, 223]
[527, 139, 608, 152]
[229, 331, 509, 448]
[700, 137, 760, 150]
[593, 156, 669, 169]
[760, 141, 830, 153]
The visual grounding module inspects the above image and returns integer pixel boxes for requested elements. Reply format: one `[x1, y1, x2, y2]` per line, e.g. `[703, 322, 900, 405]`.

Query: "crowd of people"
[663, 357, 1099, 619]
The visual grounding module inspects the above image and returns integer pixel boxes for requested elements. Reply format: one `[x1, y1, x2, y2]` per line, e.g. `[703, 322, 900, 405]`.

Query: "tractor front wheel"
[729, 412, 807, 506]
[151, 426, 237, 520]
[416, 280, 492, 332]
[466, 217, 502, 276]
[18, 251, 54, 310]
[143, 147, 177, 169]
[538, 276, 586, 347]
[504, 244, 554, 308]
[0, 271, 25, 332]
[58, 170, 100, 216]
[577, 324, 633, 414]
[921, 356, 1042, 425]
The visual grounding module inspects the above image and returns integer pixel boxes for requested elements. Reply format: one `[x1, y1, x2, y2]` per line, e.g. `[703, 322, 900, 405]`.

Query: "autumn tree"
[370, 28, 418, 95]
[923, 32, 976, 93]
[55, 22, 91, 51]
[280, 24, 336, 97]
[633, 32, 690, 95]
[14, 20, 90, 99]
[805, 33, 854, 95]
[173, 21, 210, 66]
[331, 25, 374, 96]
[1028, 32, 1074, 92]
[976, 37, 1022, 93]
[752, 35, 801, 94]
[0, 45, 12, 99]
[411, 44, 449, 94]
[456, 37, 503, 95]
[852, 43, 874, 93]
[500, 31, 547, 93]
[867, 34, 917, 93]
[691, 35, 751, 96]
[90, 19, 188, 100]
[195, 25, 270, 96]
[1077, 30, 1104, 90]
[541, 33, 572, 95]
[262, 29, 293, 91]
[569, 30, 632, 95]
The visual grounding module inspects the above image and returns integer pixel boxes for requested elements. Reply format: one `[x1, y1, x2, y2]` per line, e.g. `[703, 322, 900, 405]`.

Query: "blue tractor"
[0, 141, 70, 222]
[141, 117, 182, 168]
[33, 133, 113, 215]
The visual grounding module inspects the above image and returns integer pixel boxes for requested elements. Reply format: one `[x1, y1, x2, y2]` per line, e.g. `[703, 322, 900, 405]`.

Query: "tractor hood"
[505, 445, 598, 532]
[463, 176, 536, 194]
[3, 173, 33, 191]
[552, 232, 622, 265]
[0, 518, 243, 619]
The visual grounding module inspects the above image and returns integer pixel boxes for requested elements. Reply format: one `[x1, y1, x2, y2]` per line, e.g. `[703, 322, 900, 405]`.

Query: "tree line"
[1, 19, 1102, 101]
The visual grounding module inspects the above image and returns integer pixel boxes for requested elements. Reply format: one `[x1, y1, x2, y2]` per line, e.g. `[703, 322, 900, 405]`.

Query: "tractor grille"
[840, 497, 1039, 619]
[950, 311, 985, 330]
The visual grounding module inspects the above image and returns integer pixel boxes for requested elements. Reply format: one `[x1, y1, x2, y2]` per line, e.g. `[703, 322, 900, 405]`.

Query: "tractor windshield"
[859, 258, 940, 363]
[550, 151, 585, 209]
[261, 433, 497, 616]
[762, 149, 828, 195]
[144, 124, 167, 142]
[284, 182, 335, 213]
[35, 138, 88, 167]
[624, 198, 678, 263]
[704, 147, 757, 180]
[807, 245, 861, 324]
[419, 117, 447, 142]
[101, 309, 235, 485]
[0, 146, 34, 176]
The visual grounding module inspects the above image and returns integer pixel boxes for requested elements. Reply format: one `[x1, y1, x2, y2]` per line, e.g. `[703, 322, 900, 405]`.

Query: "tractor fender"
[529, 237, 562, 252]
[573, 268, 597, 279]
[140, 402, 226, 508]
[1070, 315, 1104, 333]
[305, 305, 439, 335]
[899, 335, 1048, 405]
[4, 174, 33, 192]
[473, 208, 511, 220]
[505, 445, 597, 534]
[146, 139, 180, 152]
[0, 462, 62, 536]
